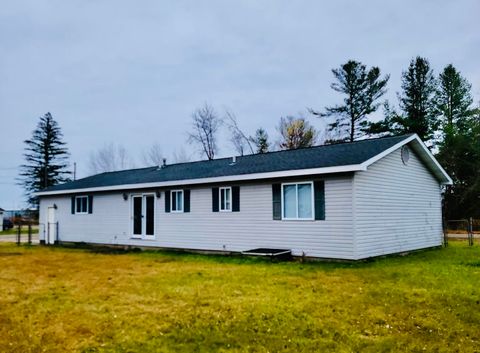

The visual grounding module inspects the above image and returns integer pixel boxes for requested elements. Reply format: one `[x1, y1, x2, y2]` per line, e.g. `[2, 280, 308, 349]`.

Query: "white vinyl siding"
[38, 175, 355, 259]
[353, 146, 443, 259]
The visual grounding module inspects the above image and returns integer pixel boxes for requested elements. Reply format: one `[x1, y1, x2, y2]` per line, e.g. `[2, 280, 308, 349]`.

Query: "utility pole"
[73, 162, 77, 181]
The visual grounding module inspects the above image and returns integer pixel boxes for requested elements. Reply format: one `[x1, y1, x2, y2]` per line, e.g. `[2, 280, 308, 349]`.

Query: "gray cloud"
[1, 0, 479, 208]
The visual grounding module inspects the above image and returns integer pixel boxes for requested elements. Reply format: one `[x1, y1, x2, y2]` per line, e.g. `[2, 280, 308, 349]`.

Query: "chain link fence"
[445, 218, 479, 246]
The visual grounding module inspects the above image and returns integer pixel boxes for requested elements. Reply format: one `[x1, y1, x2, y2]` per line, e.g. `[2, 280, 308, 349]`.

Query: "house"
[36, 134, 452, 260]
[0, 208, 3, 231]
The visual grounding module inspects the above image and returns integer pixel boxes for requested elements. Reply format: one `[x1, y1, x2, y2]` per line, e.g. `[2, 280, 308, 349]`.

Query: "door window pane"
[283, 185, 297, 218]
[298, 183, 312, 219]
[133, 197, 142, 235]
[145, 195, 154, 236]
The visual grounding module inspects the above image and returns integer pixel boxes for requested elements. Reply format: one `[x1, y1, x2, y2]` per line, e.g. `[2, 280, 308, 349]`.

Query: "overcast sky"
[0, 0, 479, 209]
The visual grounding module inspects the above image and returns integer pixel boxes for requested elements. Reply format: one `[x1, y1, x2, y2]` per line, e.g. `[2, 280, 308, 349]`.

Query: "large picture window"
[219, 187, 231, 211]
[282, 182, 314, 220]
[75, 196, 89, 214]
[171, 190, 184, 212]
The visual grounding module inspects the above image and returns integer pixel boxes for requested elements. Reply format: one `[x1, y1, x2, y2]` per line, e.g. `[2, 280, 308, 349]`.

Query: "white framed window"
[171, 190, 184, 212]
[281, 182, 314, 220]
[219, 187, 232, 212]
[75, 196, 89, 214]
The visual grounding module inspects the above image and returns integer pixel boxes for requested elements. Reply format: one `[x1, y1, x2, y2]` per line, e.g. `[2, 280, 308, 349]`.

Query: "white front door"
[132, 194, 155, 239]
[47, 207, 56, 244]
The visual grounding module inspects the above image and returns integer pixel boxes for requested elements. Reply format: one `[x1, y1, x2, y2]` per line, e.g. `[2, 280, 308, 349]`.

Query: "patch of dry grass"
[0, 242, 479, 352]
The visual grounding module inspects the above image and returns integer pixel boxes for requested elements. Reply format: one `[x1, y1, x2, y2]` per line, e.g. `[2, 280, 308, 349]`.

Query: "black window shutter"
[184, 189, 190, 212]
[212, 187, 219, 212]
[165, 190, 170, 213]
[272, 184, 281, 220]
[232, 186, 240, 212]
[88, 195, 93, 214]
[71, 196, 75, 214]
[314, 180, 325, 220]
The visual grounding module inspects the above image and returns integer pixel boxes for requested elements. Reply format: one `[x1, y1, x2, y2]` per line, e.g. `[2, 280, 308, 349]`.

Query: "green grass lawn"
[0, 242, 479, 352]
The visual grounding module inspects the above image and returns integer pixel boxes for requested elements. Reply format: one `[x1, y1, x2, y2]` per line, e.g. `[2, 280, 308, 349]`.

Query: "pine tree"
[19, 113, 71, 206]
[372, 57, 438, 145]
[251, 128, 270, 153]
[437, 113, 480, 219]
[434, 66, 477, 219]
[435, 64, 474, 134]
[311, 60, 389, 142]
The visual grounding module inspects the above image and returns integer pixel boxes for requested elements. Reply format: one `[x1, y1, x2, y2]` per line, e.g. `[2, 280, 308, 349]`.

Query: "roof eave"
[35, 163, 366, 197]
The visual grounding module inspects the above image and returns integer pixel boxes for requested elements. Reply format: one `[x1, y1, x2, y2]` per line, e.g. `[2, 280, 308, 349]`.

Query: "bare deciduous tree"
[277, 116, 317, 150]
[88, 143, 134, 174]
[188, 103, 222, 160]
[141, 143, 164, 166]
[172, 147, 192, 163]
[225, 110, 254, 156]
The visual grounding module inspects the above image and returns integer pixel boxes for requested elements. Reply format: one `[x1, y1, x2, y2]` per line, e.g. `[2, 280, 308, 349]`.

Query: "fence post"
[443, 218, 448, 247]
[16, 223, 21, 246]
[468, 217, 474, 246]
[28, 223, 32, 245]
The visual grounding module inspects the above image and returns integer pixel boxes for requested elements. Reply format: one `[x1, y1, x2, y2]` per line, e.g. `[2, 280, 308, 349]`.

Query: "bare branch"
[172, 147, 192, 163]
[88, 143, 134, 174]
[141, 143, 164, 166]
[187, 103, 222, 160]
[224, 110, 254, 155]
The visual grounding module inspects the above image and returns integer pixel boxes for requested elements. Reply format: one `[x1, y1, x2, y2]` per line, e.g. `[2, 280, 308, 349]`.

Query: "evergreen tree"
[277, 117, 317, 150]
[437, 112, 480, 219]
[435, 66, 477, 219]
[251, 128, 270, 153]
[371, 57, 438, 145]
[19, 113, 71, 206]
[435, 64, 474, 134]
[311, 60, 389, 142]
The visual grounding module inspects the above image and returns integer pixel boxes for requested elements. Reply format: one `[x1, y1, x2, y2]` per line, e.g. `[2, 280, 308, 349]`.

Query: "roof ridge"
[89, 166, 159, 176]
[39, 133, 419, 193]
[154, 134, 414, 168]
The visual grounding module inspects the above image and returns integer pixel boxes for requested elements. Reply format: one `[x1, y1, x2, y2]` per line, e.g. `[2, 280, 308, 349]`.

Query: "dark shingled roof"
[42, 134, 412, 193]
